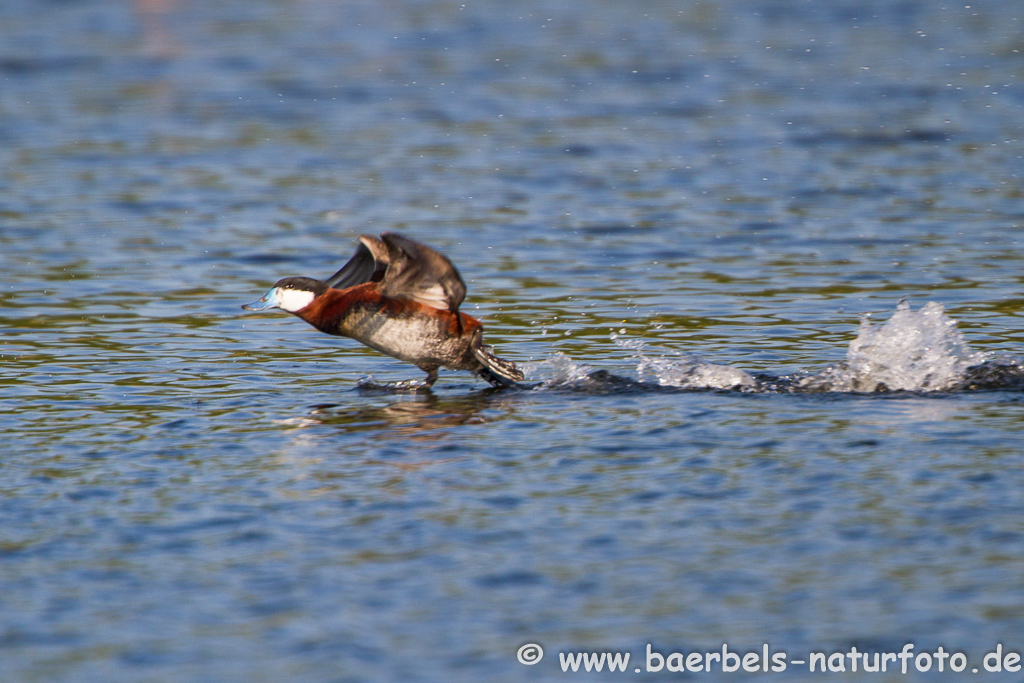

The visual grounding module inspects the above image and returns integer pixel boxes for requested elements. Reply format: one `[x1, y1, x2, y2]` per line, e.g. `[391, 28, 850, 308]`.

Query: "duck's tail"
[472, 341, 524, 388]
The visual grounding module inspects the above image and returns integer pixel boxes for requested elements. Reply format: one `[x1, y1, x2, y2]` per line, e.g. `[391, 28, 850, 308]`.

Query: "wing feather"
[378, 233, 466, 312]
[324, 235, 389, 289]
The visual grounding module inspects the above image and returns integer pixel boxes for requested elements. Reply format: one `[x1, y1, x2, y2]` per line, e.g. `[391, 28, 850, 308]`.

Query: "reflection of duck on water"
[308, 391, 511, 439]
[243, 233, 523, 389]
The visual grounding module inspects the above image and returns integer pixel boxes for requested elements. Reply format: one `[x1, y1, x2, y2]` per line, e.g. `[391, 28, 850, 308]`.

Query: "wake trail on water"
[522, 300, 1024, 395]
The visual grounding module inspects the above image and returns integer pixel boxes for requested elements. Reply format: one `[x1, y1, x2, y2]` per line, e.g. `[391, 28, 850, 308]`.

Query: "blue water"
[2, 0, 1023, 680]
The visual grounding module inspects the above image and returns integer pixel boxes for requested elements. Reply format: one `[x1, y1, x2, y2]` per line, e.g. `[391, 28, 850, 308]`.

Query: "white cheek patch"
[276, 288, 315, 312]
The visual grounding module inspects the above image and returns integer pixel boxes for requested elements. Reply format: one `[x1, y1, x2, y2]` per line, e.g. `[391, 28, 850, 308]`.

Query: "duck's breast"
[312, 287, 481, 368]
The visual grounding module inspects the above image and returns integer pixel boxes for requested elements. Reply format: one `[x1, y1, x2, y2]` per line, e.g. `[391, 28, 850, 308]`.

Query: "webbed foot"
[356, 376, 435, 393]
[355, 367, 438, 393]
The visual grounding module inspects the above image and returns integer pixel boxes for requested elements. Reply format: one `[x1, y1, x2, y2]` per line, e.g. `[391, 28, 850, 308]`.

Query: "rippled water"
[2, 0, 1024, 680]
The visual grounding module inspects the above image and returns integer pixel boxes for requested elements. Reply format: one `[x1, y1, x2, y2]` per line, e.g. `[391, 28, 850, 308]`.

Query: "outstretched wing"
[378, 233, 466, 312]
[324, 235, 389, 289]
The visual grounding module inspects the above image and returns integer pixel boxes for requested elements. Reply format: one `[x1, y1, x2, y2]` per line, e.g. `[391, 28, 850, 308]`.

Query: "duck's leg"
[420, 366, 438, 388]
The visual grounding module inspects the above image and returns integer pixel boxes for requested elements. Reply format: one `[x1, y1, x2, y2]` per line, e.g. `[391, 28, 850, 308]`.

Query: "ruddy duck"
[242, 232, 523, 388]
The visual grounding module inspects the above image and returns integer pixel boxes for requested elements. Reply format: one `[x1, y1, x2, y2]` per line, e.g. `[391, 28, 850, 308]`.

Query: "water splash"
[799, 300, 989, 392]
[615, 337, 757, 390]
[522, 352, 592, 387]
[362, 301, 1022, 395]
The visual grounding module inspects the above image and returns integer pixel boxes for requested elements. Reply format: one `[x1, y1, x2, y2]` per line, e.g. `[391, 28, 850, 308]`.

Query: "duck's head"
[242, 277, 329, 314]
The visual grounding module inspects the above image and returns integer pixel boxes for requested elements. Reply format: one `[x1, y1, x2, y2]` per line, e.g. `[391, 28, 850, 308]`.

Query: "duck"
[242, 232, 523, 388]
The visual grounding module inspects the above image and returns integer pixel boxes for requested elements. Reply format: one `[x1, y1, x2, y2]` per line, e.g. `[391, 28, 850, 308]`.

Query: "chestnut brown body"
[299, 283, 488, 376]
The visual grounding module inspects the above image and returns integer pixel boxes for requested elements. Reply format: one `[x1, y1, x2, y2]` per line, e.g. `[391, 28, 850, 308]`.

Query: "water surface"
[2, 0, 1024, 680]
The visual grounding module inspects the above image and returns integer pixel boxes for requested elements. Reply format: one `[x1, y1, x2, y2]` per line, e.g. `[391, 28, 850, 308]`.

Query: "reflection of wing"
[378, 233, 466, 312]
[324, 235, 389, 289]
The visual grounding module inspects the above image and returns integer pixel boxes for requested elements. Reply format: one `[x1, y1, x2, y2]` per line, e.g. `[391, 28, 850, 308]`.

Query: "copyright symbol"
[517, 643, 544, 665]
